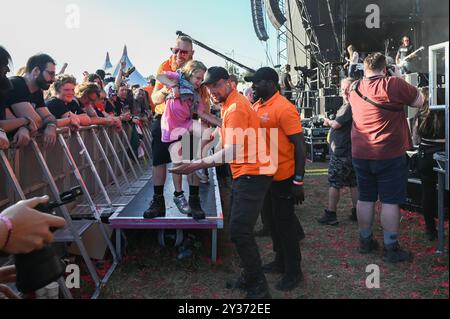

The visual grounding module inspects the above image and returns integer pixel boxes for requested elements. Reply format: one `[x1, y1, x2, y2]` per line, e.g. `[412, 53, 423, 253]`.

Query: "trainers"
[143, 195, 166, 219]
[317, 209, 339, 226]
[174, 193, 191, 215]
[359, 236, 379, 254]
[383, 242, 413, 263]
[349, 208, 358, 221]
[262, 261, 284, 274]
[275, 271, 304, 291]
[188, 196, 206, 220]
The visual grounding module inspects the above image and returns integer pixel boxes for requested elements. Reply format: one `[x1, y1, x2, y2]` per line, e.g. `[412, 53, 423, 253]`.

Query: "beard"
[36, 73, 52, 90]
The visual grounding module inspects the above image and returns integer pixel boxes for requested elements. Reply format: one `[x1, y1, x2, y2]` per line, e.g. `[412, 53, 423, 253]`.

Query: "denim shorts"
[352, 156, 408, 205]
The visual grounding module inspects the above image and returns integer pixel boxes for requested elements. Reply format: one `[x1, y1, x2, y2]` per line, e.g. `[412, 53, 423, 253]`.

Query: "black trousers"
[262, 177, 302, 275]
[229, 175, 272, 283]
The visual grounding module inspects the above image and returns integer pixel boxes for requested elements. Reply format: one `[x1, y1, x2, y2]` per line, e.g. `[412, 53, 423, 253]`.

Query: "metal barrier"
[0, 121, 152, 298]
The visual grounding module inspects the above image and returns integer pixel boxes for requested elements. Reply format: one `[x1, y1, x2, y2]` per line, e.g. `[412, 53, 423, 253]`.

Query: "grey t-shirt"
[280, 72, 292, 90]
[329, 103, 353, 157]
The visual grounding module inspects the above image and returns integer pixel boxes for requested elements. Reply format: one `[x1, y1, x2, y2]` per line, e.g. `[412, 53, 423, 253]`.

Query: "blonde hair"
[181, 60, 207, 80]
[180, 60, 210, 110]
[16, 66, 26, 77]
[75, 82, 100, 99]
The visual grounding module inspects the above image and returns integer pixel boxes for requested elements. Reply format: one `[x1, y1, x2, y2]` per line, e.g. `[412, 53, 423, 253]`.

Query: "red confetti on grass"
[191, 284, 207, 296]
[432, 265, 448, 272]
[340, 262, 350, 270]
[432, 289, 441, 296]
[440, 281, 449, 288]
[410, 292, 422, 298]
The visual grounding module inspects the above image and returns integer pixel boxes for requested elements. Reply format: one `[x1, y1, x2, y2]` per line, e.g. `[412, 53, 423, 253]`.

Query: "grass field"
[75, 162, 448, 299]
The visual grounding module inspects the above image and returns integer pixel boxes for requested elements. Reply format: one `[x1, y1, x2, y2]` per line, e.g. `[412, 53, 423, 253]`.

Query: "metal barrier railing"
[0, 121, 153, 298]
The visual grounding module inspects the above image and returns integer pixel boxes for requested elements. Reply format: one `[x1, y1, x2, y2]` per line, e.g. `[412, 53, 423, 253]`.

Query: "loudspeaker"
[251, 0, 269, 41]
[266, 0, 287, 30]
[318, 96, 343, 117]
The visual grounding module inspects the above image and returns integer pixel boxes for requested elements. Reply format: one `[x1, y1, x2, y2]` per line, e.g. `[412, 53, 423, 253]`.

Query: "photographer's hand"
[0, 284, 20, 299]
[0, 196, 66, 254]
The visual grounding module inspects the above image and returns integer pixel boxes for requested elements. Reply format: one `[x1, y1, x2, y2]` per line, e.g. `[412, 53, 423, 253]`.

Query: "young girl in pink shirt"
[157, 60, 220, 217]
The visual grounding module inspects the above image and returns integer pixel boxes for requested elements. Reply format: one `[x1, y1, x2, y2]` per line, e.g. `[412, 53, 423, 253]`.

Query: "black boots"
[275, 271, 304, 291]
[226, 272, 271, 299]
[359, 235, 379, 254]
[383, 242, 413, 263]
[143, 195, 165, 219]
[245, 278, 271, 299]
[318, 209, 339, 226]
[188, 196, 206, 220]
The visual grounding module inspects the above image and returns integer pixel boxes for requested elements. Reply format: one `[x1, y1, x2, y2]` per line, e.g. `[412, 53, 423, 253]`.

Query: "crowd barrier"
[0, 121, 153, 299]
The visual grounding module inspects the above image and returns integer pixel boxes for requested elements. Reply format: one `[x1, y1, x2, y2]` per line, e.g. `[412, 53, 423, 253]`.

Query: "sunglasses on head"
[171, 48, 190, 56]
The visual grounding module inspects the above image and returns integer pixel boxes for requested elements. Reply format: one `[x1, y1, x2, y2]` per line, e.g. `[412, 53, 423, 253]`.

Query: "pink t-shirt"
[160, 71, 204, 143]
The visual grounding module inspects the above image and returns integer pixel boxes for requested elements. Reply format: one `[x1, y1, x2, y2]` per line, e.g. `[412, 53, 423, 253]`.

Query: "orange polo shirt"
[220, 90, 274, 179]
[154, 56, 177, 115]
[253, 91, 303, 181]
[143, 85, 155, 112]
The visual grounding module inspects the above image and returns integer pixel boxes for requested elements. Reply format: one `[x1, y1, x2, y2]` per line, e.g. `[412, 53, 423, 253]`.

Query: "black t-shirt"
[45, 97, 85, 119]
[0, 96, 5, 120]
[114, 98, 130, 116]
[397, 44, 415, 61]
[329, 103, 353, 157]
[5, 76, 46, 115]
[105, 99, 115, 114]
[280, 72, 292, 90]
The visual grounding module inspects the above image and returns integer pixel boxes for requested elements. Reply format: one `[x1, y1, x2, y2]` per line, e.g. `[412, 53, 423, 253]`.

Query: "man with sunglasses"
[4, 53, 59, 149]
[145, 36, 203, 219]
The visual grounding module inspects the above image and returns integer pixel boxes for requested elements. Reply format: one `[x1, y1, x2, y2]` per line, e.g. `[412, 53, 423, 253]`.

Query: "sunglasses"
[171, 48, 190, 56]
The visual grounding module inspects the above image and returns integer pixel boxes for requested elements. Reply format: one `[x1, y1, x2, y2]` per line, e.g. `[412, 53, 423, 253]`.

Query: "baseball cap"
[202, 67, 230, 85]
[244, 67, 279, 84]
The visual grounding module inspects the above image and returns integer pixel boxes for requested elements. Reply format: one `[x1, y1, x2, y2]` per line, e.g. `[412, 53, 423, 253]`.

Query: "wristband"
[24, 116, 36, 132]
[294, 175, 304, 182]
[0, 216, 13, 250]
[293, 180, 304, 186]
[42, 115, 57, 129]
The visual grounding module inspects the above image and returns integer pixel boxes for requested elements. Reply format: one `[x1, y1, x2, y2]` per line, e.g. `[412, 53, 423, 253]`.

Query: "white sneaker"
[174, 193, 191, 215]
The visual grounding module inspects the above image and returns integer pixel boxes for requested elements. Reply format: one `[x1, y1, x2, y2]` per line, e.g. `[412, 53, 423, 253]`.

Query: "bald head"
[173, 36, 194, 68]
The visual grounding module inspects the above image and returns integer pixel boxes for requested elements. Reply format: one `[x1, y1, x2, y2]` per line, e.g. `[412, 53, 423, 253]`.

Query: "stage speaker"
[251, 0, 269, 41]
[318, 96, 343, 117]
[266, 0, 287, 30]
[404, 73, 419, 87]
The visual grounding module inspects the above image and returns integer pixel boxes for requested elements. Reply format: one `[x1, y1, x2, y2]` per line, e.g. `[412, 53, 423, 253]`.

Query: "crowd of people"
[0, 31, 446, 299]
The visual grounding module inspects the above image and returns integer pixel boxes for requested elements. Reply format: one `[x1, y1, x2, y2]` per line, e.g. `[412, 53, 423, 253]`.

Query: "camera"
[14, 186, 83, 294]
[386, 64, 397, 77]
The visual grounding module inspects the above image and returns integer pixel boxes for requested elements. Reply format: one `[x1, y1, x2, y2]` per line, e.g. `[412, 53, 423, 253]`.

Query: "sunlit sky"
[1, 0, 279, 81]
